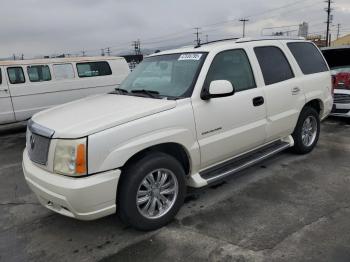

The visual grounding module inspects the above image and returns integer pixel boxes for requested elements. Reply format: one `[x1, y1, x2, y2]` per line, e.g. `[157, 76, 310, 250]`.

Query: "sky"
[0, 0, 350, 58]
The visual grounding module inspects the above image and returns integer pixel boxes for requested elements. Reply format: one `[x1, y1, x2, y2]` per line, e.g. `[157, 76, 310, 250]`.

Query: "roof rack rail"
[236, 36, 305, 43]
[194, 38, 239, 48]
[193, 36, 305, 48]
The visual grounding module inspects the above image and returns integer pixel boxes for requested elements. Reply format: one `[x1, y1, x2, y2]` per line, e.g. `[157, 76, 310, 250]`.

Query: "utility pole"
[101, 48, 105, 56]
[106, 47, 111, 56]
[13, 54, 16, 60]
[325, 0, 333, 47]
[205, 34, 209, 43]
[239, 18, 249, 37]
[21, 54, 24, 60]
[82, 50, 86, 57]
[132, 40, 141, 55]
[337, 23, 340, 39]
[193, 27, 202, 46]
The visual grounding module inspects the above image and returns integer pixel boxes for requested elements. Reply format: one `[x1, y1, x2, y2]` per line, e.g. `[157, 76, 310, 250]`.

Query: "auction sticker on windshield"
[178, 53, 202, 61]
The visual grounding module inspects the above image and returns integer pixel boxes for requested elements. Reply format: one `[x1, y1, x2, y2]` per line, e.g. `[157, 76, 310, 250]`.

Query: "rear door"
[192, 48, 267, 169]
[253, 44, 306, 141]
[0, 67, 15, 124]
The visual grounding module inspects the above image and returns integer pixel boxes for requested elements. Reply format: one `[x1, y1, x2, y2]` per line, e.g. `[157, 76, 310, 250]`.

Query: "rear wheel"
[117, 152, 186, 231]
[291, 106, 320, 154]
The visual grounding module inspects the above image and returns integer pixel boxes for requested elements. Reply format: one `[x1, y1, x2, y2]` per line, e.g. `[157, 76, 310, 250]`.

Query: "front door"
[0, 67, 15, 124]
[192, 49, 267, 169]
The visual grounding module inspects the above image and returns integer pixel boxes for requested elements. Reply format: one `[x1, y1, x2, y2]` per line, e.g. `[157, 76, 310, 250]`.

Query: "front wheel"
[117, 152, 186, 231]
[291, 106, 320, 154]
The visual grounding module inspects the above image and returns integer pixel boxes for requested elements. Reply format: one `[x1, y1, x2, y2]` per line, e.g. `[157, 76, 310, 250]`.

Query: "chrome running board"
[200, 140, 291, 184]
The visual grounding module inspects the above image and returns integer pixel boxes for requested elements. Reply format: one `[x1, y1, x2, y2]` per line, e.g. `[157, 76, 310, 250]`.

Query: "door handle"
[253, 96, 264, 107]
[291, 87, 301, 95]
[0, 89, 9, 92]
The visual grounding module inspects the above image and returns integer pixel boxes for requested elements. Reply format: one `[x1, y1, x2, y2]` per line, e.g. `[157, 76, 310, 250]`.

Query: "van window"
[287, 42, 329, 74]
[254, 46, 294, 85]
[205, 49, 256, 92]
[27, 65, 51, 82]
[7, 67, 25, 84]
[53, 64, 75, 80]
[76, 61, 112, 78]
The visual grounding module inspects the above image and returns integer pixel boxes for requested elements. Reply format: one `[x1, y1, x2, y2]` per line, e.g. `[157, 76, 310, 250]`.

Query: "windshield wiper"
[131, 89, 160, 98]
[112, 88, 129, 95]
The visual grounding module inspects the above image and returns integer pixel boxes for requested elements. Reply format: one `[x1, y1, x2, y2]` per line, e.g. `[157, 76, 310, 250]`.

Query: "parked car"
[0, 56, 130, 125]
[23, 37, 333, 230]
[322, 46, 350, 118]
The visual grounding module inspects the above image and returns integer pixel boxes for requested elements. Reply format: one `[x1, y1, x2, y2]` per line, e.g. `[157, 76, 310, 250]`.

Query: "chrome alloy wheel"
[301, 115, 317, 147]
[136, 169, 178, 219]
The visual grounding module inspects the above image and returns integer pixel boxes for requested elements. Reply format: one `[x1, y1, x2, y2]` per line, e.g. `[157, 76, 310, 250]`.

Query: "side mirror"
[201, 80, 235, 100]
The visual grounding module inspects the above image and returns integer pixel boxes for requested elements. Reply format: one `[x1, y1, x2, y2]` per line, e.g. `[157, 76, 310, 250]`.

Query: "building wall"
[332, 34, 350, 47]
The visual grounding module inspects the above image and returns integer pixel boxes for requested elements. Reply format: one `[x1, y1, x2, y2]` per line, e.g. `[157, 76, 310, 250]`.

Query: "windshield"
[331, 66, 350, 75]
[119, 53, 207, 98]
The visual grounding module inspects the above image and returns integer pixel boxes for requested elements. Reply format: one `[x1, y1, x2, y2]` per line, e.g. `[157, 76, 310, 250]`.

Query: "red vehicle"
[322, 46, 350, 118]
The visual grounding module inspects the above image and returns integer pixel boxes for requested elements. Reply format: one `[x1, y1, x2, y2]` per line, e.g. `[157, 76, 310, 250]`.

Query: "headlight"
[54, 138, 87, 177]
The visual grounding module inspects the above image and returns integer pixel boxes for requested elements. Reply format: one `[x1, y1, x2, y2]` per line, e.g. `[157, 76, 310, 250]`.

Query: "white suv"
[23, 38, 333, 230]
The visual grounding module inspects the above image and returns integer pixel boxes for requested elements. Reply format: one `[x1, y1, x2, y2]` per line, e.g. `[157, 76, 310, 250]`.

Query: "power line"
[246, 0, 313, 19]
[41, 0, 328, 58]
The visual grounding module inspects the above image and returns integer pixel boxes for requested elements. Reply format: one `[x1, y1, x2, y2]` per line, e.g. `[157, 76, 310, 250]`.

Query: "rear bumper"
[330, 103, 350, 117]
[331, 90, 350, 118]
[22, 150, 121, 220]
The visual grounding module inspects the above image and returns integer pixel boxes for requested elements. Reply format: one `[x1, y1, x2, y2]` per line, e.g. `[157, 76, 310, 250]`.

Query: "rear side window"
[76, 61, 112, 78]
[205, 49, 256, 92]
[287, 42, 328, 74]
[27, 65, 51, 82]
[53, 64, 75, 80]
[7, 67, 25, 84]
[254, 46, 294, 85]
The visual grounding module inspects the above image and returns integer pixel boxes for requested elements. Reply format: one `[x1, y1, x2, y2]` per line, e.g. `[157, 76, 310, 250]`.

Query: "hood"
[32, 94, 177, 138]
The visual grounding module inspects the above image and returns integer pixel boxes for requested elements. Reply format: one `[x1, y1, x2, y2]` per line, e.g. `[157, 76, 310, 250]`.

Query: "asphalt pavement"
[0, 118, 350, 262]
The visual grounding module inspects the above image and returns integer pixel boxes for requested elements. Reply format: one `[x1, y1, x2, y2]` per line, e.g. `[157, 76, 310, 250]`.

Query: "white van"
[0, 56, 130, 125]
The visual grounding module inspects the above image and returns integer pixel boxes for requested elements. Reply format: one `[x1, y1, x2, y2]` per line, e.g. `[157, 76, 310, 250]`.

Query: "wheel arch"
[121, 142, 192, 176]
[305, 99, 324, 116]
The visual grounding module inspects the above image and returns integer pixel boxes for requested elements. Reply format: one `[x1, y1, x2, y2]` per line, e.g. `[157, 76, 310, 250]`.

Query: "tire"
[291, 106, 320, 154]
[117, 152, 186, 231]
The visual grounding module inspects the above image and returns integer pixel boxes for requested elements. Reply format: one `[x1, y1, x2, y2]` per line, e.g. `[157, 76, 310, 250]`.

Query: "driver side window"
[205, 49, 256, 92]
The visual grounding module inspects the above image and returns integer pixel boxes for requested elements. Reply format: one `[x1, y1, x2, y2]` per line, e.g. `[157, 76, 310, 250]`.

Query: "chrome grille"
[334, 93, 350, 104]
[26, 120, 55, 165]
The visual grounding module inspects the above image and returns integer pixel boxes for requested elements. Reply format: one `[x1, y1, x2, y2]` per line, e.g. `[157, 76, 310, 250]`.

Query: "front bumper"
[22, 150, 121, 220]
